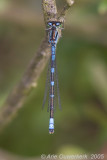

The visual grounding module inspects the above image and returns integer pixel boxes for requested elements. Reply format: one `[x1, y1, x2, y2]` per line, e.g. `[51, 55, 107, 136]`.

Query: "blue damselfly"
[43, 21, 63, 134]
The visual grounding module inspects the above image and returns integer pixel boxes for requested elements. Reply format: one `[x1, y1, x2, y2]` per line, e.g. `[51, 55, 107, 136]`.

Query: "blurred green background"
[0, 0, 107, 158]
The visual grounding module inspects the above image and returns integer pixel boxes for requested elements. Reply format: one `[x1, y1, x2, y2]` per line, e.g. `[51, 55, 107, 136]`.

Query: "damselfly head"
[47, 21, 62, 28]
[56, 22, 61, 26]
[47, 22, 52, 27]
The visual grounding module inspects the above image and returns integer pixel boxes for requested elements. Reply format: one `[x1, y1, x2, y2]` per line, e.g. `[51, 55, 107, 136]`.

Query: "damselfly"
[43, 21, 63, 134]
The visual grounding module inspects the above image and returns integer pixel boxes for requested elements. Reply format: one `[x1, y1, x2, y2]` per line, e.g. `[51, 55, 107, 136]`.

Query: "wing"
[54, 58, 62, 110]
[42, 57, 62, 111]
[42, 59, 51, 112]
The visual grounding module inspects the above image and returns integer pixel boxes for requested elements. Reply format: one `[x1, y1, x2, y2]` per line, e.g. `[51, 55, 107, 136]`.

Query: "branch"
[58, 0, 74, 22]
[0, 37, 50, 131]
[42, 0, 57, 23]
[0, 0, 74, 132]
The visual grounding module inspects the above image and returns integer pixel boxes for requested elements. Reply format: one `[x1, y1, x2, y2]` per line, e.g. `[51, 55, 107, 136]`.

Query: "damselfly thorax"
[47, 21, 63, 44]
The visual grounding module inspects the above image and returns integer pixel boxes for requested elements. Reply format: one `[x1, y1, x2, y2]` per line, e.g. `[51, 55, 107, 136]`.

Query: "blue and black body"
[43, 21, 62, 134]
[48, 21, 61, 134]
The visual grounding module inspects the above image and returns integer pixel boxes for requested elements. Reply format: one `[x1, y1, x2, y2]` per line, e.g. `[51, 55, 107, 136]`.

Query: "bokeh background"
[0, 0, 107, 159]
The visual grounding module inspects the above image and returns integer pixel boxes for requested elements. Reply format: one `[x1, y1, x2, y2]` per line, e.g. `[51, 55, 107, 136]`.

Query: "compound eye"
[56, 22, 60, 26]
[48, 22, 52, 26]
